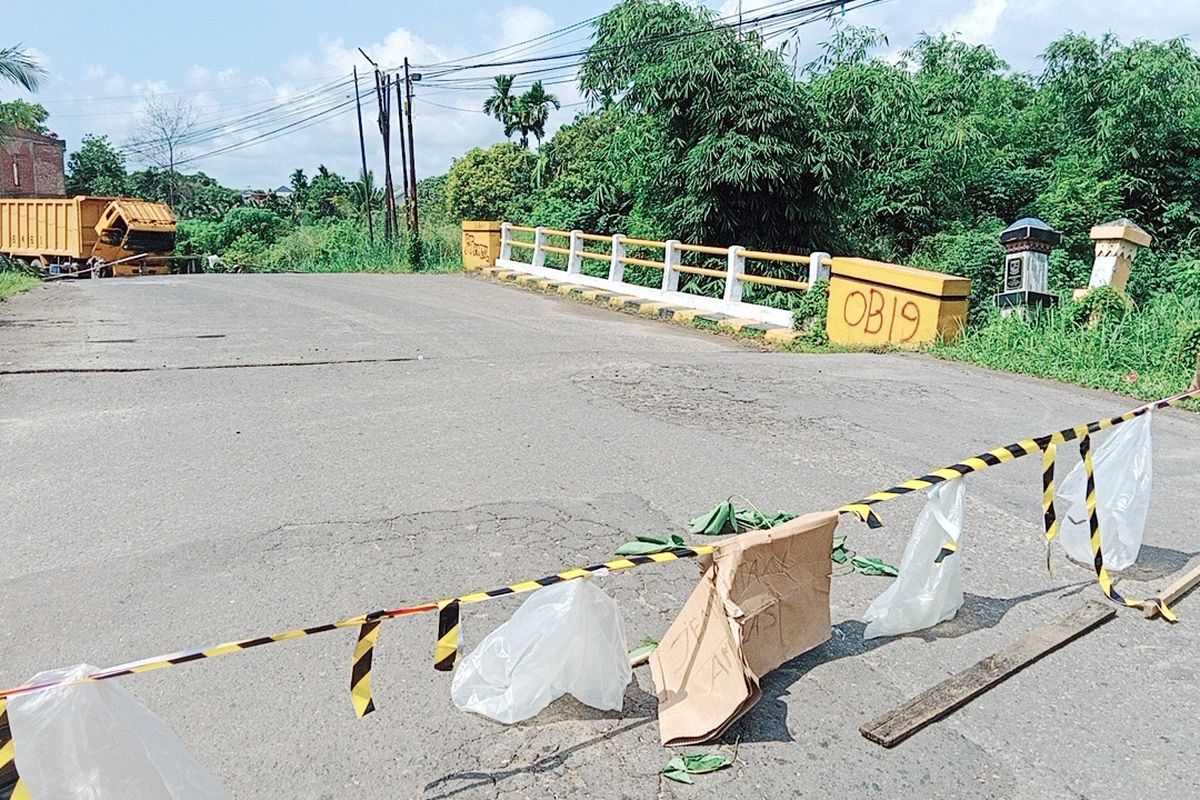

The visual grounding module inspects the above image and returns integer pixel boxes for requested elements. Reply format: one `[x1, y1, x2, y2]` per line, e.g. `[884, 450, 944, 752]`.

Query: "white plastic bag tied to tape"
[7, 664, 229, 800]
[451, 577, 631, 724]
[863, 479, 968, 639]
[1056, 411, 1153, 571]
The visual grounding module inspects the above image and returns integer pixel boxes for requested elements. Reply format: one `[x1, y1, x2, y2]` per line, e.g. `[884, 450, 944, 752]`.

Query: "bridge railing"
[498, 223, 830, 327]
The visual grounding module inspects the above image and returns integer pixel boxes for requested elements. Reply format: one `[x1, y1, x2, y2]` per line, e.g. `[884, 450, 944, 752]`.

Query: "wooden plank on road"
[1145, 561, 1200, 618]
[860, 600, 1116, 748]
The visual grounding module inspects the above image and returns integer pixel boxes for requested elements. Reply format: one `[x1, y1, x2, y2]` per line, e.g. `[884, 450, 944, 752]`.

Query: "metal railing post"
[499, 222, 512, 261]
[532, 226, 547, 268]
[662, 239, 681, 292]
[724, 245, 745, 303]
[568, 229, 583, 274]
[609, 234, 626, 283]
[809, 251, 831, 284]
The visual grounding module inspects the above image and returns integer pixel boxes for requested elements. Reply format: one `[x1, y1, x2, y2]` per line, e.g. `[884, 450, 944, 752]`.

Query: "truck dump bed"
[0, 196, 109, 260]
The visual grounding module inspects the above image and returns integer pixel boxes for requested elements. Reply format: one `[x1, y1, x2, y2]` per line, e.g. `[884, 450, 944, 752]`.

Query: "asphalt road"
[1, 273, 1198, 799]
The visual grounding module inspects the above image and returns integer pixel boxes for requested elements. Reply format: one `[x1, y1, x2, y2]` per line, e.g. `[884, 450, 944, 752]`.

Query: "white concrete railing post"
[567, 229, 583, 274]
[662, 239, 681, 292]
[499, 222, 512, 261]
[609, 234, 626, 283]
[532, 226, 548, 268]
[809, 251, 831, 284]
[724, 245, 745, 303]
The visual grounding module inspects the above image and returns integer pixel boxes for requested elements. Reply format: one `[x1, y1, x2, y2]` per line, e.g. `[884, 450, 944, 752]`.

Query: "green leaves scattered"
[689, 499, 736, 535]
[615, 534, 686, 555]
[832, 536, 897, 576]
[628, 636, 659, 663]
[689, 498, 794, 536]
[831, 535, 850, 564]
[662, 751, 734, 784]
[851, 556, 899, 577]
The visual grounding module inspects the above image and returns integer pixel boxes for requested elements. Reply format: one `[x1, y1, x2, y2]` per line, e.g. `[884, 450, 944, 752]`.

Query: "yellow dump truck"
[0, 196, 177, 277]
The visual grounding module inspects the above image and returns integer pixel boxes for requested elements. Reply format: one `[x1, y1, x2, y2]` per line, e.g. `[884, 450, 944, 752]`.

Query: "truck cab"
[91, 199, 177, 276]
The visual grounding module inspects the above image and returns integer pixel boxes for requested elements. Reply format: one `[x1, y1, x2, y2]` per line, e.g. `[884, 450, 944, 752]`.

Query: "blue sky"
[4, 0, 1197, 190]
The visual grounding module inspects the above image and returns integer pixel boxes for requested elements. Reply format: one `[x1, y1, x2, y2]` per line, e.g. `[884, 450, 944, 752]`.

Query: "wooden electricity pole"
[394, 76, 410, 233]
[353, 66, 374, 244]
[404, 58, 420, 243]
[374, 69, 397, 240]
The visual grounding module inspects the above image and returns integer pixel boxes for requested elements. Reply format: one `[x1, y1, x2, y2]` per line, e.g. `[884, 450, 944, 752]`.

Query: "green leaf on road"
[628, 636, 659, 662]
[662, 751, 734, 783]
[616, 534, 689, 556]
[689, 500, 736, 535]
[616, 539, 673, 555]
[851, 556, 899, 577]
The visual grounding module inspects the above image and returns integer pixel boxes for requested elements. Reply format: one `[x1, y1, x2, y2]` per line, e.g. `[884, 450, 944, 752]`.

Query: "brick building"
[0, 127, 66, 197]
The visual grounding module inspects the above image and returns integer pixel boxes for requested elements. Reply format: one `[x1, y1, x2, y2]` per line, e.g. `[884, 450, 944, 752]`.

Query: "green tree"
[511, 81, 560, 148]
[444, 142, 537, 222]
[483, 74, 518, 139]
[579, 0, 810, 247]
[300, 165, 349, 221]
[0, 45, 45, 91]
[0, 99, 48, 133]
[125, 168, 240, 220]
[66, 134, 128, 196]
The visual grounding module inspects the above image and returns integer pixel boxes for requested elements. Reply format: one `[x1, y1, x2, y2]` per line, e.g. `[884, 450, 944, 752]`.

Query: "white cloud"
[493, 5, 557, 47]
[948, 0, 1009, 43]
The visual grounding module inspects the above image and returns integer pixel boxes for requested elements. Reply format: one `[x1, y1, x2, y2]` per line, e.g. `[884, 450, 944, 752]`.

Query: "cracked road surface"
[2, 273, 1198, 799]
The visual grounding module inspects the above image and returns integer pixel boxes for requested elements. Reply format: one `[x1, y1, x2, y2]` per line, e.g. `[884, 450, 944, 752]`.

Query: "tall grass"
[210, 221, 464, 274]
[0, 269, 39, 299]
[932, 293, 1200, 403]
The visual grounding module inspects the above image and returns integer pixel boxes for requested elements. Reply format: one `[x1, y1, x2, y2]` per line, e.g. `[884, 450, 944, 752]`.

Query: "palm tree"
[482, 74, 517, 136]
[0, 45, 45, 91]
[514, 81, 560, 148]
[342, 169, 384, 223]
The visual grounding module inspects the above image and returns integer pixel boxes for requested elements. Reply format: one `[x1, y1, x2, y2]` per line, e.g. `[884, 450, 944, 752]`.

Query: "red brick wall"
[0, 130, 66, 197]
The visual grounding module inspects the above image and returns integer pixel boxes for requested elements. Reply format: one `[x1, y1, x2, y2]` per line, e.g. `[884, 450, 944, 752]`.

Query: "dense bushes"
[444, 143, 536, 223]
[436, 2, 1200, 312]
[934, 293, 1200, 400]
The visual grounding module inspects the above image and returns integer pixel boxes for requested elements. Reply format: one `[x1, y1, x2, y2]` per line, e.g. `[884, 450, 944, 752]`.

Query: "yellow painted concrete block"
[461, 221, 503, 268]
[671, 309, 700, 324]
[763, 328, 800, 344]
[608, 295, 641, 309]
[637, 302, 672, 316]
[826, 258, 970, 347]
[716, 318, 760, 332]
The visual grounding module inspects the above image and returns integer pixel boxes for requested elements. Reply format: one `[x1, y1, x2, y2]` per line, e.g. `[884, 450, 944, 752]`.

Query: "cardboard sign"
[650, 511, 837, 746]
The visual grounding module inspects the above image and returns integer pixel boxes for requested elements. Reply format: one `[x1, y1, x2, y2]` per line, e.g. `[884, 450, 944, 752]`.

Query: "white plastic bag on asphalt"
[863, 479, 968, 639]
[7, 664, 229, 800]
[451, 577, 631, 724]
[1056, 411, 1153, 571]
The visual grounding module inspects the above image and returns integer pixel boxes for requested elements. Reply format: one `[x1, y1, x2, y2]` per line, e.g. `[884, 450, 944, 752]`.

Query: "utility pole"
[374, 69, 396, 240]
[403, 58, 420, 244]
[353, 66, 374, 244]
[394, 76, 410, 233]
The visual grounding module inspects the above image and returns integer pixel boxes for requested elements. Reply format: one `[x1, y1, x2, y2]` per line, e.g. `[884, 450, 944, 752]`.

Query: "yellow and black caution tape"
[434, 600, 460, 672]
[839, 387, 1199, 618]
[0, 699, 30, 800]
[427, 547, 715, 670]
[1042, 443, 1060, 576]
[350, 611, 385, 718]
[838, 387, 1198, 528]
[1079, 434, 1178, 621]
[0, 545, 715, 724]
